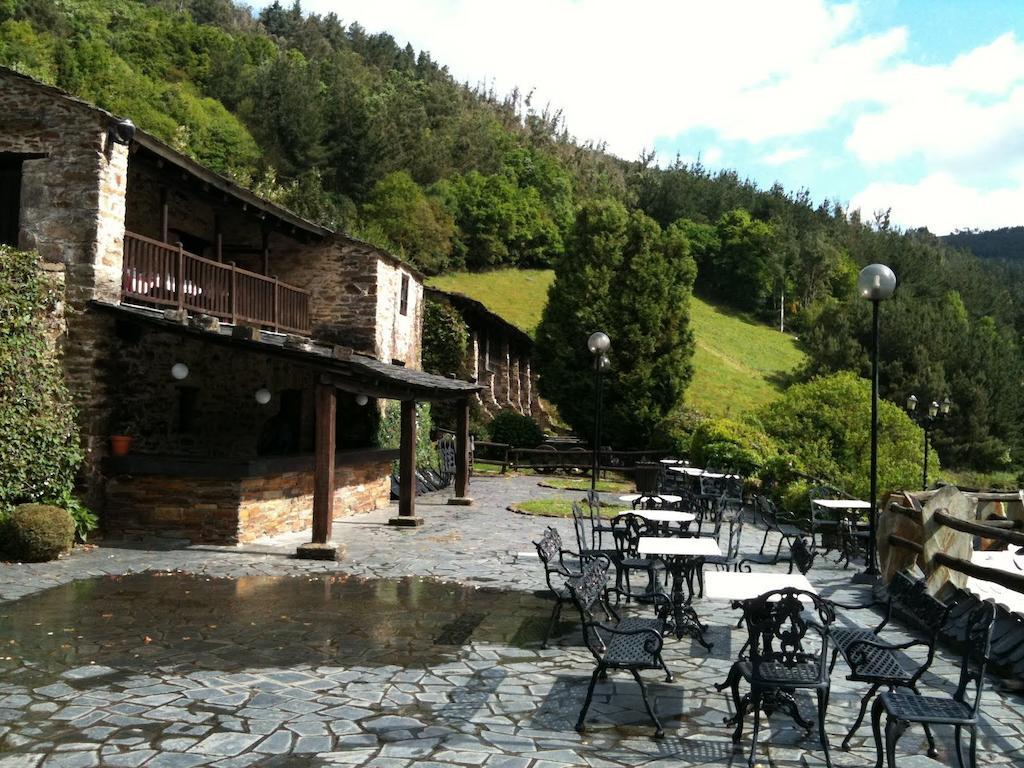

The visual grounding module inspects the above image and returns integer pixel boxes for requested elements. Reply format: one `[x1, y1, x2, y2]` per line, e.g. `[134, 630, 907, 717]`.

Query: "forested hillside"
[3, 0, 1024, 472]
[943, 227, 1024, 262]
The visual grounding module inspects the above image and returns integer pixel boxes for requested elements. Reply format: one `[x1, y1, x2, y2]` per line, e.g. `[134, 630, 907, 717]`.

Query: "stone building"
[0, 66, 477, 551]
[425, 288, 548, 427]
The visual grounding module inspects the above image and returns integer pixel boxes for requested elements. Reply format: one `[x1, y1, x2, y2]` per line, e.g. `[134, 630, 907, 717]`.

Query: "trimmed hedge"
[2, 503, 75, 562]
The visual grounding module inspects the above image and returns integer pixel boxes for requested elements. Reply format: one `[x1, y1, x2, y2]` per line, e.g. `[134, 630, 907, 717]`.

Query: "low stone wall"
[104, 453, 394, 544]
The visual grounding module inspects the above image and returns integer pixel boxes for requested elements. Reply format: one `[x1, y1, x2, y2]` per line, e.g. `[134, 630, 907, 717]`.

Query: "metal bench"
[566, 555, 673, 738]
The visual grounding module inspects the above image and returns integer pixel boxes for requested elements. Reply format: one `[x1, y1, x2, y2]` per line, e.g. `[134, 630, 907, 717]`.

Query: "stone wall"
[105, 458, 392, 544]
[273, 235, 423, 367]
[375, 258, 422, 368]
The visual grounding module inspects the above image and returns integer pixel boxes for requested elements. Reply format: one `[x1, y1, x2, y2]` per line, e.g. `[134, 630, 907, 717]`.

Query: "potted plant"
[110, 434, 133, 456]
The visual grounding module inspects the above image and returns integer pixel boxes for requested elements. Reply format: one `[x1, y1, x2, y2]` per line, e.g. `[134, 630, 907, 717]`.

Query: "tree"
[360, 171, 455, 274]
[536, 200, 697, 448]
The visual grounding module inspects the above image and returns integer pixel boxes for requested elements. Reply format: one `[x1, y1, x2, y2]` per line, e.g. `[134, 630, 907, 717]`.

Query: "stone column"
[509, 353, 521, 413]
[521, 358, 532, 415]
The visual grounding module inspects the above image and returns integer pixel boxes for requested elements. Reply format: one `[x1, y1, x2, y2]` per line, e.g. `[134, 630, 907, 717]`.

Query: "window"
[0, 157, 23, 247]
[399, 273, 410, 316]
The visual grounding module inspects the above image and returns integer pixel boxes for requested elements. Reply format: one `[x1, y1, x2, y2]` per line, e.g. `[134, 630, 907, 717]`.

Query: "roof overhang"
[94, 301, 482, 402]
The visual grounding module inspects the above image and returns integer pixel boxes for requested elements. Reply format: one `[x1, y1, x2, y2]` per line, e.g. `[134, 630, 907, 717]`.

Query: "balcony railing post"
[273, 276, 280, 332]
[230, 261, 237, 324]
[176, 242, 185, 311]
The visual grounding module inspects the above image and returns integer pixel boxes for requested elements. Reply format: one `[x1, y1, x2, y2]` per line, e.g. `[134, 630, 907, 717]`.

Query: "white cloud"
[845, 33, 1024, 174]
[761, 147, 810, 166]
[850, 173, 1024, 235]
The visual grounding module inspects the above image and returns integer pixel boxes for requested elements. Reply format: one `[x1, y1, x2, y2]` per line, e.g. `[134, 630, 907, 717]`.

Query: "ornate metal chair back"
[700, 474, 726, 497]
[534, 527, 571, 592]
[571, 501, 592, 553]
[721, 515, 744, 560]
[953, 600, 996, 714]
[566, 556, 613, 657]
[745, 588, 835, 674]
[610, 512, 650, 558]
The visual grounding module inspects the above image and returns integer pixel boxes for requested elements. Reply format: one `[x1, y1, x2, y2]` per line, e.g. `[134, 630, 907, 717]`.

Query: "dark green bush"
[487, 410, 544, 448]
[3, 503, 75, 562]
[0, 247, 85, 517]
[689, 417, 776, 477]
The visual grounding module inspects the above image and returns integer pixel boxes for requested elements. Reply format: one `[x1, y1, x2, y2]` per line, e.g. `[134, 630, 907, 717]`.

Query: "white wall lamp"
[254, 388, 272, 405]
[355, 394, 369, 406]
[170, 362, 190, 381]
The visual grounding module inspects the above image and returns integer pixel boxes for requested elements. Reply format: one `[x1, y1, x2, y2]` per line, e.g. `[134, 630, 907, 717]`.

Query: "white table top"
[969, 547, 1024, 615]
[618, 494, 682, 504]
[637, 536, 722, 557]
[659, 458, 686, 464]
[704, 572, 816, 601]
[811, 498, 872, 509]
[667, 466, 740, 479]
[615, 509, 696, 524]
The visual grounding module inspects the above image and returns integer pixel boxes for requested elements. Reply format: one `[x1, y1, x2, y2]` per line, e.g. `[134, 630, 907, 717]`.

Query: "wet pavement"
[1, 475, 1022, 767]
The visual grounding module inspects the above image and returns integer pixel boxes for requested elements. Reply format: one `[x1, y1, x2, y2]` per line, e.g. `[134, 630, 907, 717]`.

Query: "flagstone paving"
[1, 475, 1022, 767]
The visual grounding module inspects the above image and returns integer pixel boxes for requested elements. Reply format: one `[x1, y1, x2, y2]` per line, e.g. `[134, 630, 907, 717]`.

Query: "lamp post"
[905, 394, 951, 490]
[588, 331, 611, 491]
[855, 263, 897, 583]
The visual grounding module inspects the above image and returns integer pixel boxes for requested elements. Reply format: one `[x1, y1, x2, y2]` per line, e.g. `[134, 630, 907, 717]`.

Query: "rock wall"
[375, 258, 422, 368]
[105, 459, 391, 544]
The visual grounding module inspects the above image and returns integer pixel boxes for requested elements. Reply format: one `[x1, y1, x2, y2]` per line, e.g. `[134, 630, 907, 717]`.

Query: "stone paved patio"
[1, 475, 1022, 767]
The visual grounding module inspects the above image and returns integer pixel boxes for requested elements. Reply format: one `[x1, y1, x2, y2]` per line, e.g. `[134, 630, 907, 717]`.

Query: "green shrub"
[49, 490, 99, 542]
[421, 299, 469, 377]
[376, 401, 438, 472]
[689, 417, 776, 476]
[3, 503, 74, 562]
[759, 371, 925, 511]
[487, 410, 544, 448]
[0, 247, 84, 514]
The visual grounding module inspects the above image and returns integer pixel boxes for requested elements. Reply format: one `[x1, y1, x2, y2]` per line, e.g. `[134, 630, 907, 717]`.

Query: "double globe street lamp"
[588, 331, 611, 491]
[905, 394, 951, 490]
[855, 263, 897, 582]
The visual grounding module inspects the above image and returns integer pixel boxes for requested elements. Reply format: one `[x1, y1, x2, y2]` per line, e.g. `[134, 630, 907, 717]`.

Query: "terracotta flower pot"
[110, 435, 133, 456]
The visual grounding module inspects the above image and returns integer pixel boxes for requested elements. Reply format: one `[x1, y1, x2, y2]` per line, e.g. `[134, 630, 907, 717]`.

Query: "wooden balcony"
[121, 231, 311, 334]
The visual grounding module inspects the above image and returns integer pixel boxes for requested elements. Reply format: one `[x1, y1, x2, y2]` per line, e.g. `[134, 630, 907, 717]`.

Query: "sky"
[267, 0, 1024, 235]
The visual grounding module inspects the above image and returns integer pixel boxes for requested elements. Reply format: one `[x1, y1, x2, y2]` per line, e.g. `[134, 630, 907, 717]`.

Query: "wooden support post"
[160, 187, 169, 243]
[214, 214, 223, 263]
[297, 383, 339, 559]
[262, 229, 270, 275]
[390, 399, 423, 526]
[449, 398, 473, 505]
[176, 243, 185, 311]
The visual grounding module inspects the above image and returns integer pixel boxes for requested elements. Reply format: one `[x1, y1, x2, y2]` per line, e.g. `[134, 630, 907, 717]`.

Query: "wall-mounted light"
[254, 388, 272, 405]
[355, 394, 369, 406]
[108, 118, 136, 146]
[171, 362, 190, 380]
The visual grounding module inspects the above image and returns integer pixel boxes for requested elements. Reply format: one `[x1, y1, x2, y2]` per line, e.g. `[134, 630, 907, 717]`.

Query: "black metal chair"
[566, 555, 673, 738]
[830, 571, 953, 752]
[610, 512, 662, 601]
[752, 494, 804, 558]
[585, 489, 615, 550]
[737, 534, 817, 575]
[533, 527, 585, 649]
[871, 600, 997, 768]
[729, 587, 836, 768]
[703, 515, 744, 572]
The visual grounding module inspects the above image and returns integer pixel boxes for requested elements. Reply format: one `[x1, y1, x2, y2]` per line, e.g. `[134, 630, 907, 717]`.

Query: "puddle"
[0, 572, 563, 677]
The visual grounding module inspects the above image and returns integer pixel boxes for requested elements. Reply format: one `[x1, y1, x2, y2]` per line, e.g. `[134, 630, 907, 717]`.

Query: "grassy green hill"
[427, 270, 805, 417]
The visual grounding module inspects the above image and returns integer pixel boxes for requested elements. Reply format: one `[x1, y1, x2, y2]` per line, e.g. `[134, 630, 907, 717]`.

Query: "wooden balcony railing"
[121, 231, 311, 334]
